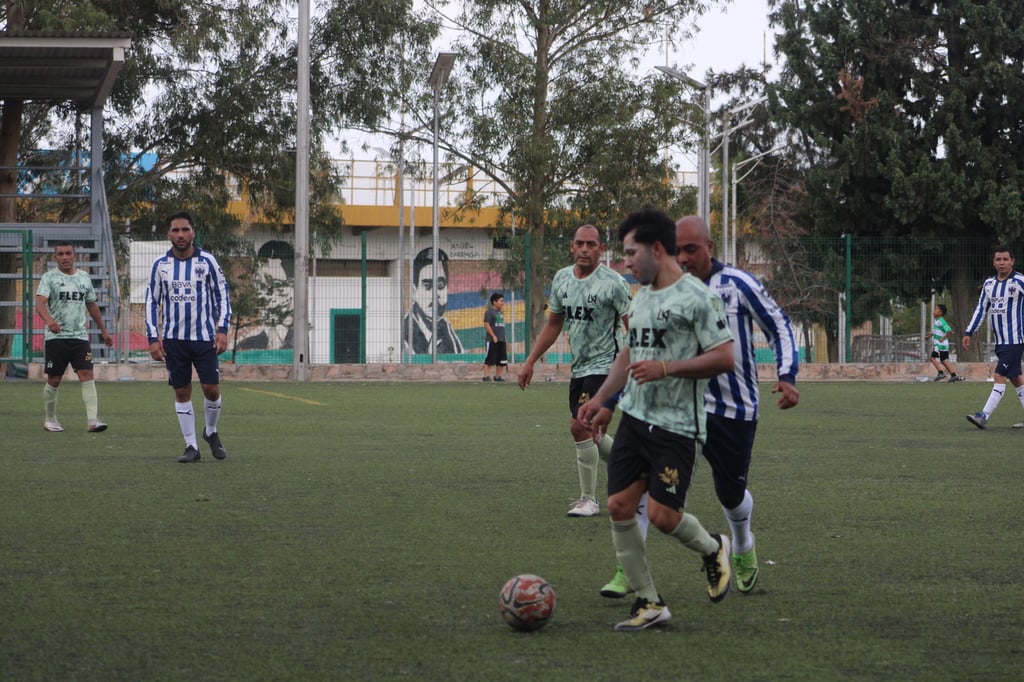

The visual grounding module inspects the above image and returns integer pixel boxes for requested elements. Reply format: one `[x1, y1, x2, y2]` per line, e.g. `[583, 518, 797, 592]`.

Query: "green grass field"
[1, 378, 1021, 680]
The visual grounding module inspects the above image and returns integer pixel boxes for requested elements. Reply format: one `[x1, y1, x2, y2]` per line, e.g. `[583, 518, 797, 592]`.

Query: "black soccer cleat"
[178, 445, 201, 463]
[204, 431, 227, 460]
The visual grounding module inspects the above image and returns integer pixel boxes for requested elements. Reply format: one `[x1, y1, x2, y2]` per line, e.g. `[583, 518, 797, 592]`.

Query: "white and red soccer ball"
[498, 574, 556, 631]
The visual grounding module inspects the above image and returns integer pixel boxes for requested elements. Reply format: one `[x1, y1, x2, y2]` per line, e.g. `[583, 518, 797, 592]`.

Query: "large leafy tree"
[1, 0, 437, 358]
[769, 0, 1024, 358]
[389, 0, 718, 341]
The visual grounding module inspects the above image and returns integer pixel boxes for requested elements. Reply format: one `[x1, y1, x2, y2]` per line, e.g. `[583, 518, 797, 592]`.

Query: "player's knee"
[607, 495, 635, 522]
[569, 419, 590, 441]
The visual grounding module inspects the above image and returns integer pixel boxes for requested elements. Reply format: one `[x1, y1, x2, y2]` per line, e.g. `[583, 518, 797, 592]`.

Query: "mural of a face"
[413, 266, 448, 320]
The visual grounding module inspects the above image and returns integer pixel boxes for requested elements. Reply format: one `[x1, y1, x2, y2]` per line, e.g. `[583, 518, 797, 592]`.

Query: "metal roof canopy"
[0, 33, 131, 109]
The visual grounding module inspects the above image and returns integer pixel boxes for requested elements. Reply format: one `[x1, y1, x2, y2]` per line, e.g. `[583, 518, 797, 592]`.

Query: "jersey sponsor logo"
[57, 290, 87, 301]
[629, 327, 667, 348]
[567, 305, 595, 321]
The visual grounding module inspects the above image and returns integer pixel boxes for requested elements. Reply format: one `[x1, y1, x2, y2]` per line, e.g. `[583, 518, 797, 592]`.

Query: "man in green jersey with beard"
[579, 207, 734, 631]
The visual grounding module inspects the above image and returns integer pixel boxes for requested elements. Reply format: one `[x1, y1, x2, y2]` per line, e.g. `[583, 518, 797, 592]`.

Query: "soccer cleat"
[87, 420, 108, 433]
[966, 412, 988, 429]
[948, 375, 963, 382]
[600, 565, 634, 599]
[1012, 422, 1024, 429]
[614, 597, 671, 631]
[203, 431, 227, 460]
[702, 534, 732, 603]
[566, 497, 599, 517]
[731, 543, 760, 594]
[43, 419, 64, 432]
[482, 376, 491, 382]
[493, 376, 505, 382]
[934, 372, 946, 381]
[178, 445, 201, 463]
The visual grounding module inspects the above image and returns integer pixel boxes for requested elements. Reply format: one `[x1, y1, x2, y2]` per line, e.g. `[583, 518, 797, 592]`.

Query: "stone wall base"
[13, 361, 996, 383]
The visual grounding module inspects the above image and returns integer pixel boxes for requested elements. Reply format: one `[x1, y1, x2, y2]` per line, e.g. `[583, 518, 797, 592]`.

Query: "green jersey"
[932, 316, 952, 351]
[548, 264, 631, 378]
[36, 269, 97, 341]
[618, 274, 732, 440]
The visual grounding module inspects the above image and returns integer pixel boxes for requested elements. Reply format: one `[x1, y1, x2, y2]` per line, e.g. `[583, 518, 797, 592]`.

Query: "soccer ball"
[498, 574, 556, 631]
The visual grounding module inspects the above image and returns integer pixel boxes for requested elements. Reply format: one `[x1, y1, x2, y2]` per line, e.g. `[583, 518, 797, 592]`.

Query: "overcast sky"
[340, 2, 777, 160]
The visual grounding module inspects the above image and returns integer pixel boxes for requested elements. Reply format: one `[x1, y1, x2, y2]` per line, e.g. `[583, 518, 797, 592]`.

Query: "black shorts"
[607, 412, 697, 513]
[702, 414, 758, 510]
[163, 339, 221, 389]
[569, 374, 607, 420]
[931, 349, 950, 361]
[484, 340, 507, 367]
[994, 344, 1024, 379]
[44, 338, 93, 376]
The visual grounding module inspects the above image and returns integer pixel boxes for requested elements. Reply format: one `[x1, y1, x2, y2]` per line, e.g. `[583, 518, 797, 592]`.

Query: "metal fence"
[3, 231, 1012, 368]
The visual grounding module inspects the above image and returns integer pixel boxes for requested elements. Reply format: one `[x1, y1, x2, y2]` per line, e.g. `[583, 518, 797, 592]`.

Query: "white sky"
[675, 0, 775, 82]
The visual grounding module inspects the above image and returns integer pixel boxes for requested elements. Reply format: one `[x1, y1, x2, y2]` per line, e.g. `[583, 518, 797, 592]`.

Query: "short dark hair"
[412, 247, 450, 286]
[995, 244, 1013, 258]
[490, 292, 503, 304]
[937, 303, 947, 316]
[53, 241, 75, 251]
[616, 206, 677, 255]
[167, 211, 194, 229]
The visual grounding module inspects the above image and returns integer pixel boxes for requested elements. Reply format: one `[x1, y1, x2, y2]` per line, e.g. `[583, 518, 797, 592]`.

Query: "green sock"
[81, 380, 99, 421]
[43, 383, 58, 420]
[668, 513, 718, 555]
[596, 433, 614, 463]
[574, 440, 600, 499]
[612, 518, 658, 602]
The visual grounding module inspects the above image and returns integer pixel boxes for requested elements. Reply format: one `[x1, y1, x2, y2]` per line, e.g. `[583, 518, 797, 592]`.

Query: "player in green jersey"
[518, 224, 632, 517]
[929, 304, 961, 381]
[34, 242, 112, 433]
[579, 207, 734, 631]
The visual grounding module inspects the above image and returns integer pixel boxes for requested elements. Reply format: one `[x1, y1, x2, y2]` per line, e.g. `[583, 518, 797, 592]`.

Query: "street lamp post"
[428, 52, 456, 363]
[293, 0, 310, 379]
[731, 145, 784, 265]
[655, 65, 710, 223]
[721, 96, 767, 264]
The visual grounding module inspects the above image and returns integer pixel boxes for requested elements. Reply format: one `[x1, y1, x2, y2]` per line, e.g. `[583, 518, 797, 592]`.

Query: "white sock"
[204, 397, 222, 436]
[636, 492, 650, 541]
[982, 385, 1005, 417]
[574, 440, 600, 500]
[176, 401, 197, 448]
[724, 489, 755, 554]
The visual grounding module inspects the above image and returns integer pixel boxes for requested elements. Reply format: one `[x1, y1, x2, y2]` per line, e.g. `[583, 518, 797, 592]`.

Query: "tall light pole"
[731, 145, 784, 265]
[293, 0, 310, 379]
[428, 52, 456, 363]
[655, 65, 710, 223]
[721, 96, 766, 264]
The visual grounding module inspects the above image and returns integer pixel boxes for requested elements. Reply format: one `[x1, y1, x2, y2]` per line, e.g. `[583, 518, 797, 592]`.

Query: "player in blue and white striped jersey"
[963, 245, 1024, 429]
[672, 215, 800, 593]
[145, 211, 232, 463]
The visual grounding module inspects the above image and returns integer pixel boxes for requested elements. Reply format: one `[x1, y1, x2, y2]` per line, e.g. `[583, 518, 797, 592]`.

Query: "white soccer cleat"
[43, 419, 64, 432]
[87, 420, 108, 433]
[566, 497, 600, 517]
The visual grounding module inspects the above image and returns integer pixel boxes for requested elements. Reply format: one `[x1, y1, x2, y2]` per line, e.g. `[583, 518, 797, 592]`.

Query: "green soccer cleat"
[600, 565, 635, 599]
[731, 543, 760, 594]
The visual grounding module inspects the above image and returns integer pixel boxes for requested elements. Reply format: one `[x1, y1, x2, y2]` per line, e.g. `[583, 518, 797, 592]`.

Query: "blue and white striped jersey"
[145, 248, 231, 343]
[703, 259, 799, 422]
[964, 271, 1024, 345]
